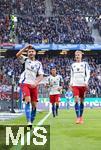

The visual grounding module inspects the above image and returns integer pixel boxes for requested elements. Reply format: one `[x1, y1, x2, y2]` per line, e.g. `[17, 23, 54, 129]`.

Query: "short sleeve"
[59, 75, 63, 84]
[46, 76, 50, 84]
[38, 62, 44, 75]
[18, 55, 28, 64]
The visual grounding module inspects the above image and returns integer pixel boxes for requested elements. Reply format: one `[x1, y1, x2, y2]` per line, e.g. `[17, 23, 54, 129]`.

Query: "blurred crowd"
[0, 0, 45, 15]
[1, 0, 101, 44]
[52, 0, 101, 16]
[0, 0, 100, 16]
[0, 55, 101, 97]
[93, 17, 101, 36]
[0, 0, 45, 43]
[16, 16, 94, 44]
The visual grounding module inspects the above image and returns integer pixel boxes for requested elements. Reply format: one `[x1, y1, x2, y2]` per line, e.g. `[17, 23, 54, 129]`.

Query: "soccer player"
[46, 67, 63, 117]
[70, 50, 90, 124]
[16, 45, 44, 127]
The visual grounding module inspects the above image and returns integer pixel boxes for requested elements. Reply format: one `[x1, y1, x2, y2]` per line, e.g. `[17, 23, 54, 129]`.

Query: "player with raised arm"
[16, 45, 44, 127]
[70, 51, 90, 124]
[46, 67, 64, 117]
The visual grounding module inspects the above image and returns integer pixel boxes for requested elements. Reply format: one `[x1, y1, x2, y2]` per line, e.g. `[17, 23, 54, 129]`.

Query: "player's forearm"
[70, 78, 73, 86]
[85, 76, 90, 84]
[70, 69, 73, 86]
[85, 69, 90, 84]
[85, 63, 90, 84]
[35, 75, 44, 84]
[16, 47, 28, 58]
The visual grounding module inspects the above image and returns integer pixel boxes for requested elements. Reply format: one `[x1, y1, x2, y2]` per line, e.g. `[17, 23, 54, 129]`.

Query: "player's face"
[28, 49, 36, 59]
[51, 69, 57, 76]
[75, 52, 82, 62]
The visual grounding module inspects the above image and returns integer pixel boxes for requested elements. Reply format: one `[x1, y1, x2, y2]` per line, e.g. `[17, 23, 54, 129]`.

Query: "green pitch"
[0, 109, 101, 150]
[44, 109, 101, 150]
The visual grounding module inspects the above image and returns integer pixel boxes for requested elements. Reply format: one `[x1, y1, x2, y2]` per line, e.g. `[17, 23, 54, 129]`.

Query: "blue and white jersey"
[46, 74, 63, 95]
[70, 61, 90, 86]
[19, 56, 44, 84]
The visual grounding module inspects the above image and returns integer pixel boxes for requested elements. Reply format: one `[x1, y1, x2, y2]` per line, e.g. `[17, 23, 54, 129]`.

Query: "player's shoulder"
[72, 61, 88, 65]
[83, 61, 90, 70]
[48, 75, 52, 78]
[82, 61, 89, 65]
[57, 74, 62, 79]
[47, 75, 52, 80]
[19, 55, 28, 60]
[71, 62, 76, 67]
[35, 60, 42, 65]
[35, 60, 41, 64]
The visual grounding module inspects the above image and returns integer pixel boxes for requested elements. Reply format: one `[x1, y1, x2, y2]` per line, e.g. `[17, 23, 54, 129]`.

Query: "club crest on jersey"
[31, 66, 35, 70]
[34, 64, 39, 68]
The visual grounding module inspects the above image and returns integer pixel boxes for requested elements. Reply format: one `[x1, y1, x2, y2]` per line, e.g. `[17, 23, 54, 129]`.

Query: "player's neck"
[52, 74, 57, 77]
[76, 60, 81, 63]
[29, 57, 35, 61]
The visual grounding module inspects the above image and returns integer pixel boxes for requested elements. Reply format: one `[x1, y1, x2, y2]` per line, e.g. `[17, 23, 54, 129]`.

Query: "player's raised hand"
[24, 44, 33, 51]
[28, 44, 33, 49]
[23, 44, 33, 51]
[16, 44, 33, 58]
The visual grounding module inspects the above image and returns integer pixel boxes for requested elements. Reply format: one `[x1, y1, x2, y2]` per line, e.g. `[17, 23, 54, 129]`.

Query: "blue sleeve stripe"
[21, 73, 26, 84]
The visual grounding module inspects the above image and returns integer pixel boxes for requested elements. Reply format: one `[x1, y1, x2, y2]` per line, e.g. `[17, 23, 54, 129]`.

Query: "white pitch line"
[37, 111, 51, 126]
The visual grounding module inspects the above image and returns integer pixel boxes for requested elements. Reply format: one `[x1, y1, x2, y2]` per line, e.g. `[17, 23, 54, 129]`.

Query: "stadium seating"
[0, 0, 101, 44]
[93, 17, 101, 36]
[16, 16, 94, 44]
[52, 0, 101, 16]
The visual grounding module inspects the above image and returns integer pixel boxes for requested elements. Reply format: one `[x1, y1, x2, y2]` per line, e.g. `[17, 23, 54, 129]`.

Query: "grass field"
[0, 109, 101, 150]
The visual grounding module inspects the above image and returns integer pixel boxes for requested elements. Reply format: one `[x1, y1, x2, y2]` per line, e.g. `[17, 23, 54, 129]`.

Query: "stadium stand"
[52, 0, 101, 16]
[0, 0, 45, 15]
[93, 17, 101, 36]
[0, 0, 101, 44]
[0, 15, 11, 43]
[16, 16, 94, 44]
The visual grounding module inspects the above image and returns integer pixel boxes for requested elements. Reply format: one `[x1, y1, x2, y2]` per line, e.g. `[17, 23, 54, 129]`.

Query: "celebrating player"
[16, 45, 44, 127]
[46, 67, 64, 117]
[70, 50, 90, 124]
